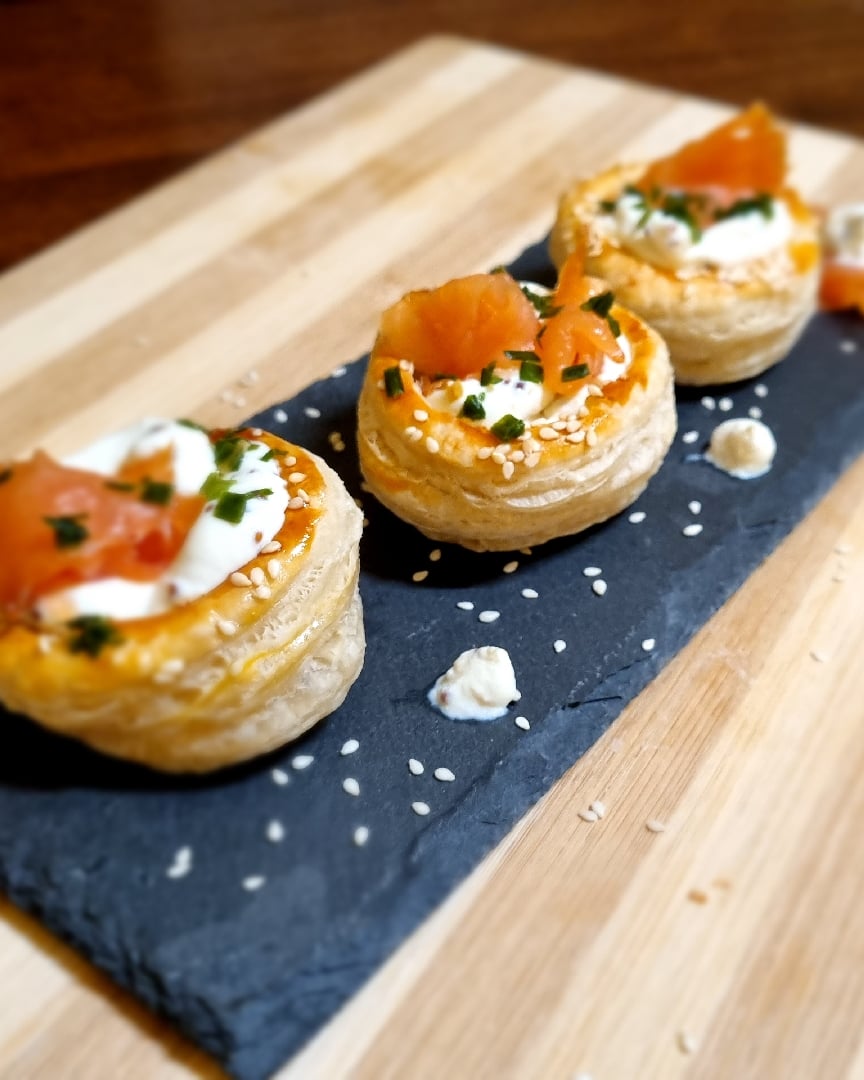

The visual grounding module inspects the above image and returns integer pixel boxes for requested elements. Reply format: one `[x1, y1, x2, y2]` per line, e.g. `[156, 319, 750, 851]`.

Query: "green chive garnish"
[490, 414, 525, 441]
[562, 363, 591, 382]
[213, 488, 273, 524]
[504, 350, 542, 363]
[260, 448, 286, 462]
[599, 198, 618, 213]
[67, 615, 124, 658]
[139, 478, 174, 506]
[384, 366, 405, 398]
[520, 287, 562, 320]
[431, 372, 458, 382]
[713, 193, 774, 222]
[489, 265, 507, 274]
[580, 291, 621, 337]
[178, 418, 209, 432]
[213, 435, 249, 473]
[460, 394, 486, 421]
[519, 359, 544, 384]
[44, 515, 89, 548]
[480, 362, 502, 387]
[200, 472, 232, 501]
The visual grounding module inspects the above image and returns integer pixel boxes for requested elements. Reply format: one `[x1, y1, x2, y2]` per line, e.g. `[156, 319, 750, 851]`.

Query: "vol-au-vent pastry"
[820, 202, 864, 317]
[357, 257, 676, 551]
[0, 419, 365, 772]
[550, 103, 821, 385]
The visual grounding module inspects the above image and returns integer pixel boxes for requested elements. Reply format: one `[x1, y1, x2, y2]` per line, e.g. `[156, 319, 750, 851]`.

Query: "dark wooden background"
[2, 0, 862, 273]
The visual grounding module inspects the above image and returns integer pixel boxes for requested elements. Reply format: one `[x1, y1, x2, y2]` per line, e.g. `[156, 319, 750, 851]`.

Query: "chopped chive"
[562, 363, 591, 382]
[480, 362, 502, 387]
[44, 514, 89, 548]
[213, 488, 273, 524]
[460, 393, 486, 421]
[104, 480, 135, 492]
[213, 435, 249, 473]
[431, 372, 458, 382]
[0, 468, 11, 485]
[67, 615, 124, 658]
[200, 472, 232, 501]
[490, 414, 525, 441]
[521, 287, 563, 319]
[599, 198, 618, 213]
[504, 349, 542, 363]
[519, 359, 544, 384]
[581, 291, 621, 337]
[384, 366, 405, 398]
[660, 193, 702, 241]
[489, 265, 508, 274]
[139, 478, 174, 506]
[260, 447, 287, 461]
[714, 193, 774, 222]
[178, 418, 209, 432]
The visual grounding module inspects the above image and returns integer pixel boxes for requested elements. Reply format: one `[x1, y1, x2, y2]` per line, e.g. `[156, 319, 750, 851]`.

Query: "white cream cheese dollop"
[706, 418, 777, 479]
[598, 192, 793, 271]
[38, 419, 289, 622]
[823, 202, 864, 268]
[428, 646, 520, 721]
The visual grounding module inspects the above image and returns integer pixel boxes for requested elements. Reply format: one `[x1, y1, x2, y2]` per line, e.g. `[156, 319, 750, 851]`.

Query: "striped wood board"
[2, 35, 864, 1080]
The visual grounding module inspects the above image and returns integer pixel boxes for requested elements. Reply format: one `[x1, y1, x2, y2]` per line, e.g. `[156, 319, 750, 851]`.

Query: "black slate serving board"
[1, 240, 863, 1080]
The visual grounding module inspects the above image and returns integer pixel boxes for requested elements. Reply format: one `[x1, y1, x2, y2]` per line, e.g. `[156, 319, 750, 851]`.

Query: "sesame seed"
[477, 447, 493, 460]
[413, 409, 429, 422]
[353, 826, 370, 847]
[408, 758, 424, 776]
[412, 801, 431, 816]
[566, 431, 586, 444]
[240, 369, 260, 386]
[166, 847, 192, 879]
[646, 819, 666, 833]
[263, 559, 281, 582]
[271, 768, 290, 786]
[274, 408, 288, 423]
[682, 430, 700, 444]
[297, 489, 310, 502]
[341, 739, 359, 756]
[292, 754, 314, 770]
[810, 649, 829, 663]
[754, 383, 768, 398]
[260, 540, 282, 554]
[242, 875, 266, 892]
[834, 542, 853, 554]
[682, 523, 703, 537]
[578, 809, 599, 823]
[748, 406, 763, 420]
[589, 800, 606, 819]
[426, 436, 440, 454]
[701, 396, 716, 410]
[520, 547, 532, 555]
[578, 405, 590, 418]
[434, 767, 456, 782]
[287, 496, 306, 510]
[718, 396, 733, 412]
[266, 820, 285, 843]
[552, 420, 567, 431]
[524, 438, 541, 453]
[288, 471, 307, 484]
[404, 425, 422, 442]
[492, 450, 507, 465]
[583, 566, 602, 577]
[585, 383, 602, 397]
[456, 601, 475, 611]
[343, 777, 361, 797]
[539, 426, 558, 441]
[521, 588, 539, 599]
[429, 549, 442, 562]
[331, 365, 348, 378]
[412, 570, 429, 583]
[585, 428, 598, 447]
[216, 618, 238, 637]
[515, 716, 530, 731]
[497, 443, 512, 453]
[478, 610, 500, 623]
[161, 657, 185, 674]
[592, 579, 607, 597]
[398, 359, 412, 371]
[525, 452, 541, 468]
[250, 566, 265, 586]
[304, 406, 322, 419]
[553, 639, 567, 653]
[284, 456, 297, 467]
[503, 560, 519, 574]
[254, 584, 272, 601]
[839, 339, 857, 354]
[502, 461, 515, 480]
[677, 1031, 698, 1055]
[232, 395, 247, 408]
[688, 500, 702, 515]
[37, 635, 54, 654]
[509, 449, 525, 463]
[641, 638, 656, 652]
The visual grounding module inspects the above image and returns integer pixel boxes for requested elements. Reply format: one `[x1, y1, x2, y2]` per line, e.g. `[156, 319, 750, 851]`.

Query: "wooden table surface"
[2, 28, 864, 1080]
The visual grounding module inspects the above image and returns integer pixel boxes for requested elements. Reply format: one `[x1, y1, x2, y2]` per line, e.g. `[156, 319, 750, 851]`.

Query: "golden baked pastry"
[0, 421, 364, 772]
[550, 104, 820, 385]
[357, 260, 676, 551]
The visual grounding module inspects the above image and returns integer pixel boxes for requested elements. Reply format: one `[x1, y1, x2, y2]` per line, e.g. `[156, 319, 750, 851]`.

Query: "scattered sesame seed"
[628, 511, 646, 524]
[641, 638, 656, 652]
[503, 560, 519, 574]
[216, 618, 238, 637]
[456, 601, 475, 611]
[509, 449, 525, 463]
[353, 826, 370, 847]
[839, 339, 857, 354]
[833, 573, 846, 584]
[682, 430, 700, 444]
[682, 523, 703, 537]
[398, 359, 412, 371]
[36, 635, 54, 655]
[343, 777, 361, 797]
[478, 610, 500, 623]
[810, 649, 829, 663]
[288, 471, 307, 484]
[408, 758, 424, 776]
[834, 542, 853, 554]
[754, 383, 768, 398]
[341, 739, 359, 756]
[274, 408, 288, 423]
[434, 767, 456, 782]
[292, 754, 314, 770]
[524, 452, 541, 468]
[688, 500, 702, 515]
[271, 768, 290, 786]
[552, 420, 568, 432]
[266, 820, 285, 843]
[412, 801, 431, 816]
[492, 450, 507, 465]
[566, 431, 586, 444]
[429, 548, 442, 562]
[585, 428, 598, 448]
[304, 406, 322, 419]
[477, 446, 493, 460]
[701, 396, 716, 410]
[521, 588, 539, 599]
[539, 426, 558, 441]
[677, 1031, 698, 1055]
[242, 876, 266, 892]
[412, 570, 429, 583]
[264, 558, 281, 582]
[426, 436, 440, 454]
[592, 579, 608, 596]
[413, 409, 429, 422]
[520, 548, 532, 555]
[589, 800, 606, 819]
[284, 456, 297, 467]
[718, 396, 733, 412]
[260, 540, 282, 554]
[578, 809, 599, 823]
[582, 566, 602, 577]
[515, 716, 530, 731]
[249, 427, 263, 437]
[404, 426, 422, 442]
[553, 639, 567, 653]
[502, 460, 515, 480]
[253, 584, 272, 601]
[250, 566, 265, 586]
[297, 489, 310, 502]
[748, 406, 763, 420]
[331, 365, 348, 378]
[287, 496, 306, 510]
[232, 395, 247, 408]
[166, 847, 192, 879]
[646, 819, 666, 833]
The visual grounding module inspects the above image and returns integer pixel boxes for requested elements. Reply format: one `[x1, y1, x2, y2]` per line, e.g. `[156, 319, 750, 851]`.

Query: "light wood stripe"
[2, 35, 864, 1080]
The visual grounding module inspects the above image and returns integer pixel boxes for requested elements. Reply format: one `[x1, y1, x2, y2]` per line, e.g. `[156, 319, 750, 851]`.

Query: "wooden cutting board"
[2, 35, 864, 1080]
